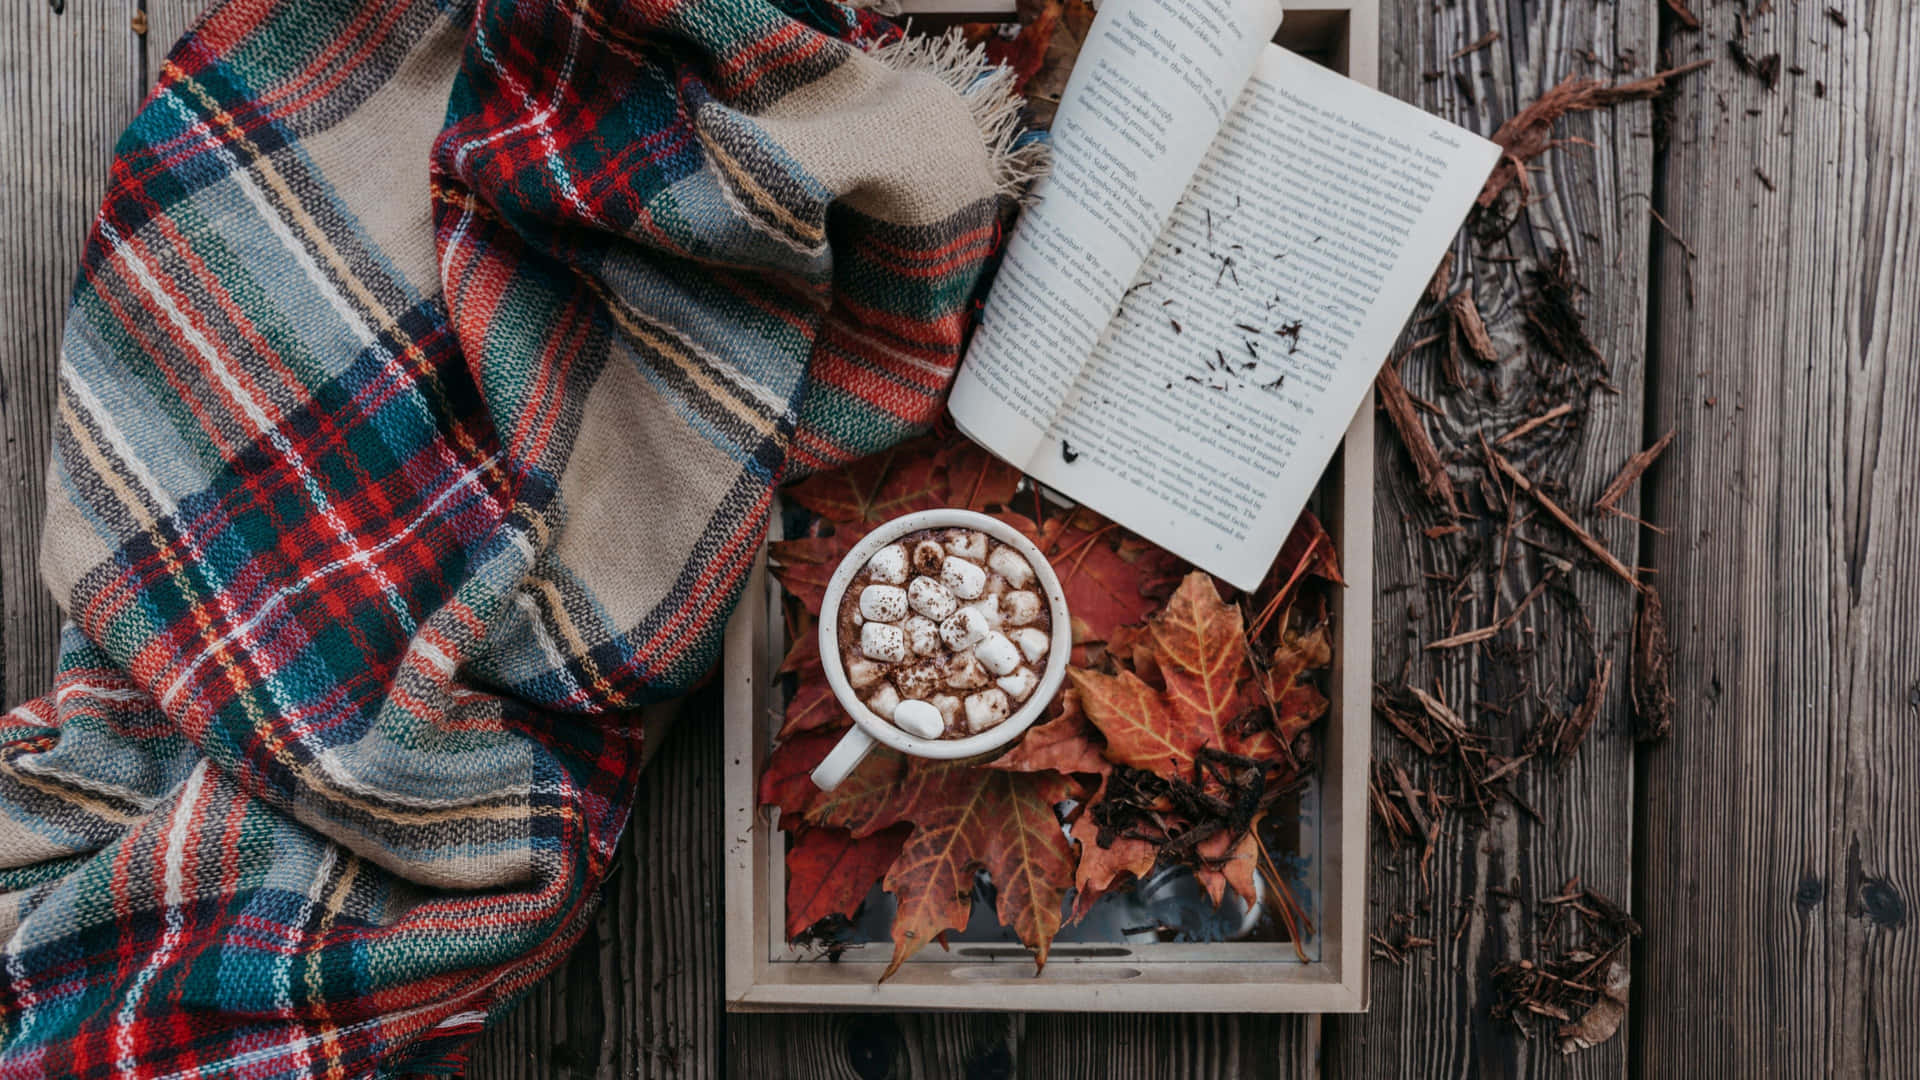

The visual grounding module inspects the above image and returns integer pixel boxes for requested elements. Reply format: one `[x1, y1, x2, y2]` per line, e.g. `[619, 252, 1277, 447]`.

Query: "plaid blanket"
[0, 0, 1031, 1074]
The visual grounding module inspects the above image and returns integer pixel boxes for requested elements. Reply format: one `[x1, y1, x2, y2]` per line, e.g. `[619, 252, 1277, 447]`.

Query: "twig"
[1484, 443, 1641, 591]
[1593, 428, 1675, 514]
[1496, 403, 1575, 445]
[1378, 363, 1460, 516]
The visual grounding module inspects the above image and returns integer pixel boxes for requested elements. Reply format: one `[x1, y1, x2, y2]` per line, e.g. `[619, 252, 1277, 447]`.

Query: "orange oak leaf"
[983, 690, 1110, 777]
[1194, 826, 1260, 909]
[1067, 777, 1159, 921]
[811, 758, 1076, 978]
[1242, 621, 1333, 745]
[785, 825, 911, 940]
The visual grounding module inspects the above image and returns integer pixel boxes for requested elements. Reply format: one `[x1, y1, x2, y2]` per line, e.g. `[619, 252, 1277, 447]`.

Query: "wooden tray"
[723, 3, 1376, 1012]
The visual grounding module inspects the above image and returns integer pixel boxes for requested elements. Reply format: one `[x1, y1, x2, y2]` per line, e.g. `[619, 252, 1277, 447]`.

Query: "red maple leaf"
[1070, 573, 1279, 778]
[784, 825, 910, 940]
[999, 509, 1184, 645]
[809, 757, 1076, 978]
[982, 690, 1110, 777]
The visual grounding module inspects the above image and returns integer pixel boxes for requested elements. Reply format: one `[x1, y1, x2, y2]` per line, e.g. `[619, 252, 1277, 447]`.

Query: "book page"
[1021, 45, 1501, 590]
[948, 0, 1285, 466]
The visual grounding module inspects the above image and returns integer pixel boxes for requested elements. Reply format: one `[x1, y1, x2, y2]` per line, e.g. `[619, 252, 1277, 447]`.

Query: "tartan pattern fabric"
[0, 0, 1020, 1074]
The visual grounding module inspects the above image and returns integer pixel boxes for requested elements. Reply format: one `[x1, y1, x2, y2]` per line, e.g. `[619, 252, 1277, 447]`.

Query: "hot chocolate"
[837, 527, 1052, 740]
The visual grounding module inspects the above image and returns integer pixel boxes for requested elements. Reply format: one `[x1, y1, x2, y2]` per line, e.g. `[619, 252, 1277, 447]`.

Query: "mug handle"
[810, 725, 876, 791]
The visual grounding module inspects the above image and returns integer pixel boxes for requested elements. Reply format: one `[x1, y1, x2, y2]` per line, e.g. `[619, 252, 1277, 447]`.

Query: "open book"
[949, 0, 1499, 590]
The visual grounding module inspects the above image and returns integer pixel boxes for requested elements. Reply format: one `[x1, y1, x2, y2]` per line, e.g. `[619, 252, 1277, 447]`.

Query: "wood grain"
[1635, 1, 1920, 1074]
[1327, 0, 1660, 1074]
[0, 0, 144, 708]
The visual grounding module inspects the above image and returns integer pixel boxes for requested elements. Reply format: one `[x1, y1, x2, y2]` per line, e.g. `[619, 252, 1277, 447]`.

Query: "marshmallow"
[946, 529, 989, 562]
[867, 543, 908, 584]
[860, 622, 907, 663]
[962, 595, 1002, 631]
[964, 689, 1011, 732]
[1012, 627, 1050, 664]
[904, 615, 941, 657]
[866, 683, 901, 719]
[940, 556, 987, 600]
[891, 698, 945, 739]
[1002, 590, 1043, 626]
[931, 694, 963, 729]
[988, 545, 1035, 587]
[893, 660, 946, 699]
[975, 632, 1022, 676]
[847, 656, 890, 690]
[939, 607, 989, 652]
[907, 576, 956, 620]
[858, 584, 908, 623]
[912, 540, 947, 575]
[946, 653, 991, 690]
[997, 668, 1039, 702]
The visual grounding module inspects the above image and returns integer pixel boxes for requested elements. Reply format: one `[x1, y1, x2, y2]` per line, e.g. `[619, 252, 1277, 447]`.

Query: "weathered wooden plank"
[0, 0, 144, 708]
[1018, 1015, 1317, 1078]
[1635, 2, 1920, 1075]
[721, 1013, 1317, 1078]
[728, 1013, 1024, 1078]
[1327, 0, 1660, 1074]
[144, 0, 206, 90]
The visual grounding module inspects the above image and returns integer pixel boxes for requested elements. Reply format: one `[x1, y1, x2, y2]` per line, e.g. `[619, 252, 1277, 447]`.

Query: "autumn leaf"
[1071, 573, 1278, 778]
[1067, 776, 1158, 921]
[974, 0, 1060, 88]
[983, 690, 1110, 777]
[785, 825, 910, 940]
[1149, 572, 1253, 743]
[811, 758, 1076, 978]
[1194, 826, 1260, 909]
[778, 677, 841, 739]
[938, 439, 1022, 512]
[772, 635, 844, 738]
[784, 437, 948, 526]
[757, 730, 844, 819]
[1243, 621, 1333, 746]
[768, 533, 851, 615]
[758, 730, 906, 822]
[1001, 510, 1184, 645]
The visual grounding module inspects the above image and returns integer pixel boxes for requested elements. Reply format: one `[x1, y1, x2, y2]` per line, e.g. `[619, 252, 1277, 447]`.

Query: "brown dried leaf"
[984, 690, 1111, 777]
[1479, 61, 1713, 207]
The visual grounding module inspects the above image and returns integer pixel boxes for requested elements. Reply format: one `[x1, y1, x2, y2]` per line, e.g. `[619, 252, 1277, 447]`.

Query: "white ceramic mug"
[808, 508, 1073, 791]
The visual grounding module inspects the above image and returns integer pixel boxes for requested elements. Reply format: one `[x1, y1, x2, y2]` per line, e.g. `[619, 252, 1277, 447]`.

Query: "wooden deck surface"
[5, 0, 1916, 1076]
